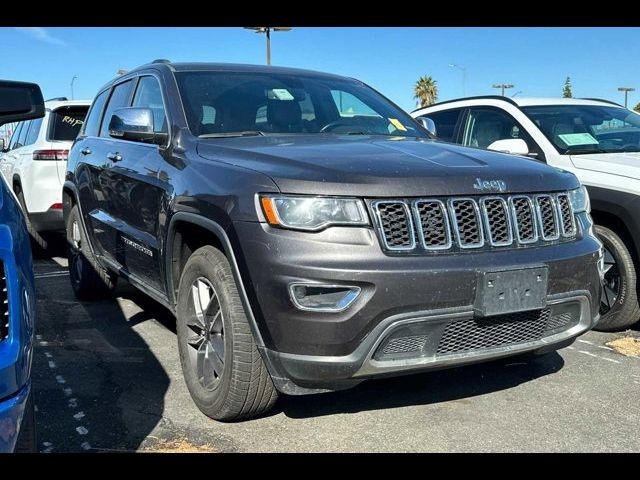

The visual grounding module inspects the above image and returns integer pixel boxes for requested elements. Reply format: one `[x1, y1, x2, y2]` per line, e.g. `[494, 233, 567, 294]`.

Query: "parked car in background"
[65, 62, 602, 421]
[413, 96, 640, 331]
[0, 98, 90, 250]
[0, 79, 43, 452]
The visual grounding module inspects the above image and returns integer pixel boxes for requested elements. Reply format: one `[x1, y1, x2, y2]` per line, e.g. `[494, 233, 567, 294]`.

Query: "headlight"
[259, 195, 369, 231]
[567, 185, 590, 213]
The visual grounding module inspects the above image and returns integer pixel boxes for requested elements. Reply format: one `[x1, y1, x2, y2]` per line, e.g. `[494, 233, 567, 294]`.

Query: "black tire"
[14, 393, 36, 453]
[66, 205, 117, 300]
[594, 225, 640, 331]
[176, 245, 278, 421]
[15, 188, 48, 252]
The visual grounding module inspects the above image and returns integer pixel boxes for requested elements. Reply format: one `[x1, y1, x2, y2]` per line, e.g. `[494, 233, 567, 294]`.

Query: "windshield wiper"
[199, 131, 266, 138]
[565, 147, 608, 154]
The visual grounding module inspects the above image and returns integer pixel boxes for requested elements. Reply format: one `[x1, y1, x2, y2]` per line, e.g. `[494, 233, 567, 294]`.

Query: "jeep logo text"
[473, 178, 507, 192]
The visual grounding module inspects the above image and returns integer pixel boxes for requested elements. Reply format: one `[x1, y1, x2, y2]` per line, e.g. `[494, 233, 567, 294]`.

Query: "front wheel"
[594, 225, 640, 331]
[176, 246, 278, 421]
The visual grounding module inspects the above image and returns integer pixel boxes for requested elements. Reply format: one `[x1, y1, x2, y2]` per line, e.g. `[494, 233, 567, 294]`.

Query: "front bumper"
[233, 212, 602, 394]
[0, 383, 30, 453]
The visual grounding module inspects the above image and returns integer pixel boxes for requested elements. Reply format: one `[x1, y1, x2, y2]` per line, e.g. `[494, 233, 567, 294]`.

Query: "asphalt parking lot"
[31, 235, 640, 453]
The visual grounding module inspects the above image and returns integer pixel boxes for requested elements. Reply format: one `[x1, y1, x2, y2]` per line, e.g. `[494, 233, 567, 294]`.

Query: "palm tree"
[414, 76, 439, 108]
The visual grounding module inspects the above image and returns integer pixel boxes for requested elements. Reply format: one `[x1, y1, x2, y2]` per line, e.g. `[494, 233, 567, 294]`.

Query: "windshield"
[175, 71, 426, 139]
[521, 104, 640, 154]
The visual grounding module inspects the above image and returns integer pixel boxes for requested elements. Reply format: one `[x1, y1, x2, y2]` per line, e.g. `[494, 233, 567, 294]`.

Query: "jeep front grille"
[372, 192, 578, 253]
[0, 262, 8, 342]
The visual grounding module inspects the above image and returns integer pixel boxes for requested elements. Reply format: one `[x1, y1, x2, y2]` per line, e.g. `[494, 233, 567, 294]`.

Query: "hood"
[571, 152, 640, 181]
[197, 135, 580, 197]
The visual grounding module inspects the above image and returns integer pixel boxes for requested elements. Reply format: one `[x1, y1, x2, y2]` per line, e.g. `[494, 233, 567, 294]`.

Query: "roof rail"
[152, 59, 171, 64]
[45, 97, 68, 102]
[579, 97, 624, 107]
[411, 95, 518, 113]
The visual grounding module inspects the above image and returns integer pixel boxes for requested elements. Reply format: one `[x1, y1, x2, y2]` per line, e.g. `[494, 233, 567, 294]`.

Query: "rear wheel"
[594, 225, 640, 331]
[66, 205, 116, 300]
[176, 245, 278, 421]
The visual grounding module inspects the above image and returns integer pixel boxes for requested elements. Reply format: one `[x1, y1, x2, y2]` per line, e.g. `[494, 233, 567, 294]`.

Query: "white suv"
[0, 98, 90, 249]
[413, 96, 640, 331]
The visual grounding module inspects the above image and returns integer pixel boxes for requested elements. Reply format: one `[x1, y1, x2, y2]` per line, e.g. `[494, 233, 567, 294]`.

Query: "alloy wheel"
[185, 277, 225, 390]
[600, 245, 621, 315]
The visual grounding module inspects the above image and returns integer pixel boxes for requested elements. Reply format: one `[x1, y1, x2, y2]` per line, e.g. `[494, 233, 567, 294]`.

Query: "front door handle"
[80, 148, 92, 156]
[107, 152, 122, 162]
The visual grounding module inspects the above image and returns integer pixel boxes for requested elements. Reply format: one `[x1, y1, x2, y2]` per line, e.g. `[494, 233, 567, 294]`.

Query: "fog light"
[289, 283, 361, 312]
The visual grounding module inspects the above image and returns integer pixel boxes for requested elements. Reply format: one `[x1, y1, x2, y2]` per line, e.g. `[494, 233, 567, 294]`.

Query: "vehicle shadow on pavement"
[276, 353, 565, 419]
[32, 238, 172, 453]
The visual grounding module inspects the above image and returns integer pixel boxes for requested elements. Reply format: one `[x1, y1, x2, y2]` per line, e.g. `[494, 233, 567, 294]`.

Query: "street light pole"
[244, 27, 292, 65]
[449, 64, 467, 97]
[618, 87, 635, 108]
[492, 83, 514, 96]
[70, 75, 78, 100]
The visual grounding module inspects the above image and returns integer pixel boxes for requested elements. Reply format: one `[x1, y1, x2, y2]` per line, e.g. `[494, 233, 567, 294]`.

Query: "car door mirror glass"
[487, 138, 529, 156]
[0, 80, 45, 127]
[415, 116, 437, 137]
[109, 107, 167, 145]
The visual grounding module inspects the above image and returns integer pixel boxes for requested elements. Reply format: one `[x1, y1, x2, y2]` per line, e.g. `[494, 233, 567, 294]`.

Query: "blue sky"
[1, 27, 639, 111]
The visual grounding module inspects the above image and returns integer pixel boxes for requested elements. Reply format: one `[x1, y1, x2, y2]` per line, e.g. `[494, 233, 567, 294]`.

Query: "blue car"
[0, 80, 44, 452]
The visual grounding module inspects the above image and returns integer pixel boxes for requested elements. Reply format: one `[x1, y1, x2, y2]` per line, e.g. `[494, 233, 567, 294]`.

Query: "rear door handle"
[107, 152, 122, 162]
[81, 148, 92, 156]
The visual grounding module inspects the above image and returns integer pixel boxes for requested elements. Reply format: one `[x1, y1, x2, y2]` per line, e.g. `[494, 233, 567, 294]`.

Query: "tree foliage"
[563, 77, 573, 98]
[414, 76, 439, 108]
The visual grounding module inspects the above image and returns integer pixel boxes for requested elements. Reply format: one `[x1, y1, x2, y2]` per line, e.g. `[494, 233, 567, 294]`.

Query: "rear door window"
[25, 117, 43, 145]
[48, 106, 89, 141]
[83, 90, 109, 137]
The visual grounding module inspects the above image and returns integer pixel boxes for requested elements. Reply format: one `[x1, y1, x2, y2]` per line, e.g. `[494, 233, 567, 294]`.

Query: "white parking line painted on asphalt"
[601, 357, 621, 364]
[597, 345, 614, 351]
[578, 350, 599, 358]
[578, 339, 594, 345]
[34, 271, 69, 279]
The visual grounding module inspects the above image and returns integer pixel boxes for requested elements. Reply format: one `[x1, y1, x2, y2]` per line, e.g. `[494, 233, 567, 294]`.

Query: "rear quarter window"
[48, 106, 89, 141]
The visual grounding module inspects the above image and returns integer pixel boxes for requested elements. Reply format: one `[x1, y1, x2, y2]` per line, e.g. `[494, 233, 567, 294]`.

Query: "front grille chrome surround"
[448, 198, 485, 249]
[534, 194, 561, 241]
[371, 200, 416, 251]
[481, 197, 513, 247]
[413, 200, 452, 251]
[372, 192, 578, 253]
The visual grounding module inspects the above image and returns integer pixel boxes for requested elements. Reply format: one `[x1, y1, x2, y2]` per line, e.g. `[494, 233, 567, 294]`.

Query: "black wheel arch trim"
[166, 212, 269, 349]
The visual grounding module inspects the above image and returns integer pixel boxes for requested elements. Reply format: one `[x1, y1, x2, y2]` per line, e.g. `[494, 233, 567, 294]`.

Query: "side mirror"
[415, 116, 437, 137]
[487, 138, 530, 156]
[0, 80, 44, 127]
[108, 107, 167, 145]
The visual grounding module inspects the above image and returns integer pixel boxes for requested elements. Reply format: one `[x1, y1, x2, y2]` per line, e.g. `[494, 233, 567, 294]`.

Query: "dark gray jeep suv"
[64, 61, 603, 420]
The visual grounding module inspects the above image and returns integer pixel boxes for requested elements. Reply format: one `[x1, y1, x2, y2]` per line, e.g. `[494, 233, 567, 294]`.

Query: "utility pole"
[492, 83, 514, 96]
[70, 76, 78, 100]
[244, 27, 292, 65]
[449, 64, 467, 97]
[618, 87, 635, 108]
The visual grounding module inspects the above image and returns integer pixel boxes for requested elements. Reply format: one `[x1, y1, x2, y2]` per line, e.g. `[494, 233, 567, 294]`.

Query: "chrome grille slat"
[556, 194, 576, 237]
[373, 192, 577, 253]
[481, 197, 513, 246]
[535, 195, 560, 241]
[449, 198, 484, 248]
[413, 200, 452, 250]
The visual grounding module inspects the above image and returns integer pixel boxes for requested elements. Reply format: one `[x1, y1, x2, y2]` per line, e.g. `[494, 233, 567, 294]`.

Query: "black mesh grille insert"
[537, 196, 559, 239]
[512, 197, 536, 242]
[451, 199, 482, 246]
[483, 198, 511, 245]
[437, 309, 554, 355]
[415, 200, 450, 248]
[0, 262, 8, 342]
[557, 194, 576, 236]
[382, 335, 429, 354]
[376, 202, 413, 249]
